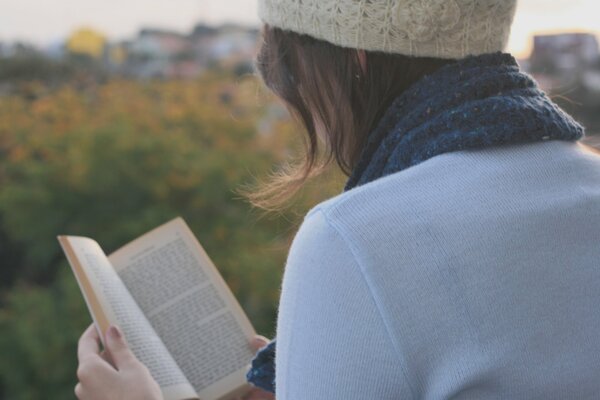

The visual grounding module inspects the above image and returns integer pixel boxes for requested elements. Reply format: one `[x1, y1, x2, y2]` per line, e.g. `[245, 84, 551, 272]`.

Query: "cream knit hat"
[257, 0, 518, 59]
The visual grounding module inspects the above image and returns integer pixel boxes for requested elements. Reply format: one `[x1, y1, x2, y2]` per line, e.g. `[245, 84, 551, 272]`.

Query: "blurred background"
[0, 1, 598, 398]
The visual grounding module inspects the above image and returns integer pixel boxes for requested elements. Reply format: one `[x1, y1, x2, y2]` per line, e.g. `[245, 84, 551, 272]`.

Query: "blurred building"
[125, 29, 195, 79]
[530, 33, 599, 72]
[197, 24, 259, 68]
[121, 24, 259, 79]
[526, 33, 600, 136]
[528, 33, 599, 87]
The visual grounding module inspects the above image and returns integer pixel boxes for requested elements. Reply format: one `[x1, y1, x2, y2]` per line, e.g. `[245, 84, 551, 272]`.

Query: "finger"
[104, 325, 136, 369]
[99, 349, 115, 367]
[249, 335, 270, 352]
[76, 358, 119, 397]
[74, 382, 84, 399]
[78, 323, 102, 363]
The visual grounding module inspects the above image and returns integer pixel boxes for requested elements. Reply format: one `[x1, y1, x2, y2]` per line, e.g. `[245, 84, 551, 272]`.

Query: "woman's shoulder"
[280, 140, 600, 400]
[300, 139, 600, 251]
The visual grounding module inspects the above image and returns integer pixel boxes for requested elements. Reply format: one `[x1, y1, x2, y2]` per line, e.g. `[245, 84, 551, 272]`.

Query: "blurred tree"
[66, 28, 107, 60]
[0, 56, 76, 88]
[0, 215, 24, 293]
[0, 74, 342, 399]
[0, 268, 89, 400]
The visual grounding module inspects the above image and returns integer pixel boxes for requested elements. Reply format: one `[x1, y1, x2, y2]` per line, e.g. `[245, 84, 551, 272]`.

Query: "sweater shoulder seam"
[313, 209, 417, 400]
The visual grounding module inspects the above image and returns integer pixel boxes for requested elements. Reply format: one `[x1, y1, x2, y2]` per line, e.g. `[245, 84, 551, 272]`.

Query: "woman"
[75, 0, 600, 399]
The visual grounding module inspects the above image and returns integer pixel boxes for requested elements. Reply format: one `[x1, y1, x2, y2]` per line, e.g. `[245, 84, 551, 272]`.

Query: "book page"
[59, 236, 198, 400]
[578, 141, 600, 156]
[109, 218, 256, 400]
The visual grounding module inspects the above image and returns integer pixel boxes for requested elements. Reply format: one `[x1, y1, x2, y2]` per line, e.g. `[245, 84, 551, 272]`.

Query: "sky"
[1, 0, 599, 58]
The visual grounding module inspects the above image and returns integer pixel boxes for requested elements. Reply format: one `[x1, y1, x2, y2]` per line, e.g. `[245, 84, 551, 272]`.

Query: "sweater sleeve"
[274, 208, 414, 400]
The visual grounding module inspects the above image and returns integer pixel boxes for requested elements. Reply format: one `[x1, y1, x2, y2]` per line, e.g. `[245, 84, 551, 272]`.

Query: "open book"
[58, 217, 257, 400]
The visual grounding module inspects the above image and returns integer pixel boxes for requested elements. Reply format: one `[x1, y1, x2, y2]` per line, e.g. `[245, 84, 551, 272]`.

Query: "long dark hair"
[245, 24, 456, 210]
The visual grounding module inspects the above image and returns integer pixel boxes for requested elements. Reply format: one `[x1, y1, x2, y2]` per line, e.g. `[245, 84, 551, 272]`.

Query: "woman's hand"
[76, 324, 274, 400]
[235, 335, 275, 400]
[75, 324, 162, 400]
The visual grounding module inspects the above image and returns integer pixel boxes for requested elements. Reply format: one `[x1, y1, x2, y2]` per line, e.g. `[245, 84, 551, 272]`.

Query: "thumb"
[105, 325, 135, 369]
[250, 335, 270, 352]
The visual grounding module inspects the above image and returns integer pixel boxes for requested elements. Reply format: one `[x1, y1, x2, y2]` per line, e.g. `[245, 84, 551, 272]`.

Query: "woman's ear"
[357, 50, 367, 74]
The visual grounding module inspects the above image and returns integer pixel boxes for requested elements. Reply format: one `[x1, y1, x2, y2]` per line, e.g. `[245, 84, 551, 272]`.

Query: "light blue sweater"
[274, 140, 600, 399]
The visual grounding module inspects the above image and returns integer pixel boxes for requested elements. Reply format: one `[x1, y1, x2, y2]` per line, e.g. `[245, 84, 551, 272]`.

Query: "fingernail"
[107, 325, 122, 339]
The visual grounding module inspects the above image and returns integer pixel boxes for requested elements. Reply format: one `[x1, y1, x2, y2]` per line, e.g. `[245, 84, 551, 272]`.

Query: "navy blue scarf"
[346, 51, 584, 190]
[246, 51, 585, 393]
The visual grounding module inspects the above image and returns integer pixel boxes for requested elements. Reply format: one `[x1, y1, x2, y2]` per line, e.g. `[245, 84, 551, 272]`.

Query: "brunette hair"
[245, 24, 456, 210]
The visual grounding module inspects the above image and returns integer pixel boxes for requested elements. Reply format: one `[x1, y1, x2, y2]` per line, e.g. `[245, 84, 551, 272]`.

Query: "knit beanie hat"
[257, 0, 518, 59]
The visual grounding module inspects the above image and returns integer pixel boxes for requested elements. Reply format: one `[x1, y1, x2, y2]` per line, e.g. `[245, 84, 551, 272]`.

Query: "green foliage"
[0, 269, 89, 400]
[0, 75, 342, 399]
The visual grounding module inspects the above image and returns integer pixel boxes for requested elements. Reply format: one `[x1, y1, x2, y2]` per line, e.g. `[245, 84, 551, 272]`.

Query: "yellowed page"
[59, 236, 112, 341]
[578, 141, 600, 156]
[58, 236, 199, 400]
[109, 218, 256, 400]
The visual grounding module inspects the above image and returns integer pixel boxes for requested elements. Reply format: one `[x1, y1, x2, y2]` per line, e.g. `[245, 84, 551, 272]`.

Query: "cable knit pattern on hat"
[257, 0, 518, 58]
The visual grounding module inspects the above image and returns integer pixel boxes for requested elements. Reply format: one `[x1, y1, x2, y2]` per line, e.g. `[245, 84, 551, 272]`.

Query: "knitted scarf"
[245, 51, 585, 393]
